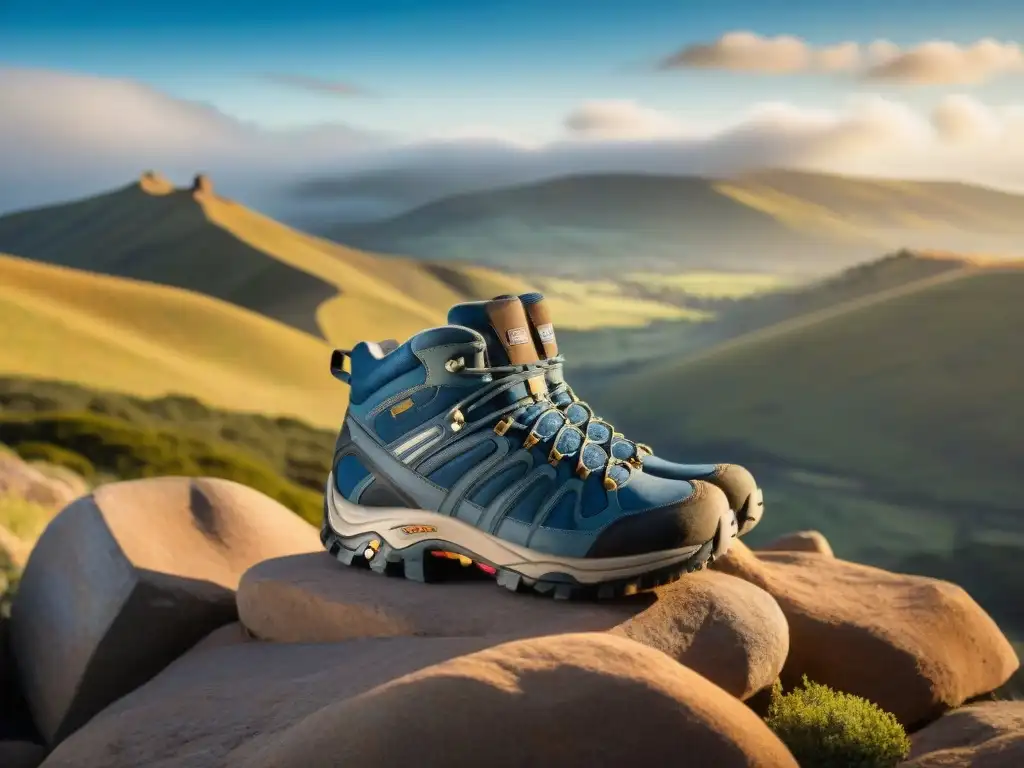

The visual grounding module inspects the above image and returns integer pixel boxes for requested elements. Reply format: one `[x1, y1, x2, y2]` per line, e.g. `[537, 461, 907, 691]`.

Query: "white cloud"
[661, 32, 1024, 85]
[865, 39, 1024, 85]
[931, 95, 1003, 143]
[0, 67, 382, 212]
[661, 31, 818, 73]
[3, 67, 1024, 219]
[564, 100, 684, 139]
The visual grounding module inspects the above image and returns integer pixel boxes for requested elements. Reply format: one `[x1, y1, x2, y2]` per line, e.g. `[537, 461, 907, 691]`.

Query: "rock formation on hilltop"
[191, 173, 214, 198]
[137, 171, 175, 196]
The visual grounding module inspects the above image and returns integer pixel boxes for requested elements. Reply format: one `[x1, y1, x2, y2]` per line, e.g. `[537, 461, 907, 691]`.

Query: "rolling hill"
[594, 260, 1024, 514]
[0, 251, 343, 428]
[326, 170, 1024, 278]
[0, 173, 692, 345]
[556, 249, 982, 369]
[588, 260, 1024, 633]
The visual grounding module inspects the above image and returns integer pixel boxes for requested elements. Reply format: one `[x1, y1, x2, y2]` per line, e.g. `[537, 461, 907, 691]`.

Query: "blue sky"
[4, 0, 1024, 138]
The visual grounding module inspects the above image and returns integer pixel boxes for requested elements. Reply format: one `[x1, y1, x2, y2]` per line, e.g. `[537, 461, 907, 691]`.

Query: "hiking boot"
[324, 296, 737, 599]
[445, 292, 764, 536]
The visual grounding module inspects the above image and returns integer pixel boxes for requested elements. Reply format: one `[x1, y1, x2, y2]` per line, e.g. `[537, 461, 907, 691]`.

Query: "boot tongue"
[518, 292, 558, 359]
[446, 296, 542, 367]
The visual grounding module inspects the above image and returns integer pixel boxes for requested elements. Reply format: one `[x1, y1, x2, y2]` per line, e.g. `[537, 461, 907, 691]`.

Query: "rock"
[41, 632, 799, 768]
[187, 622, 254, 655]
[0, 741, 47, 768]
[0, 452, 80, 513]
[1, 618, 42, 748]
[138, 171, 174, 195]
[238, 551, 789, 700]
[757, 530, 834, 557]
[191, 174, 213, 196]
[25, 463, 89, 504]
[901, 701, 1024, 767]
[9, 477, 319, 745]
[712, 540, 1020, 728]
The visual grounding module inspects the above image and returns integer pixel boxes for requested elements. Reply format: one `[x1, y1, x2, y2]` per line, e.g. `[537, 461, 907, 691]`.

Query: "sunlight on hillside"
[200, 190, 689, 338]
[602, 263, 1024, 511]
[625, 270, 795, 299]
[713, 182, 875, 241]
[0, 253, 344, 428]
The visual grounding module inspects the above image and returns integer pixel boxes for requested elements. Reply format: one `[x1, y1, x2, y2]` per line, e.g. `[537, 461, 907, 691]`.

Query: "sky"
[3, 0, 1024, 215]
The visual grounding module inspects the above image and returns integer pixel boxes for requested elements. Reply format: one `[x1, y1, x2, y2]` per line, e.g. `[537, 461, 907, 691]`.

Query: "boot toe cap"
[586, 479, 731, 559]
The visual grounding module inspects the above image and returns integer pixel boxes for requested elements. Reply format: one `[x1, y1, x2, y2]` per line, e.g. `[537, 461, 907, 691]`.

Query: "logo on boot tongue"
[506, 326, 531, 346]
[536, 323, 556, 344]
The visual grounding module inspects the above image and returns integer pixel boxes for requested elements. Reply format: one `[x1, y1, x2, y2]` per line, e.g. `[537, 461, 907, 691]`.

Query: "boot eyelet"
[445, 357, 466, 373]
[450, 409, 466, 432]
[548, 446, 564, 466]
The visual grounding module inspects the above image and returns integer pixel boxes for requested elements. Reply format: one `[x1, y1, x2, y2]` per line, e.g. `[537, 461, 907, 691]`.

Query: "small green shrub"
[0, 376, 335, 491]
[765, 677, 911, 768]
[13, 441, 95, 481]
[0, 412, 323, 526]
[0, 493, 56, 541]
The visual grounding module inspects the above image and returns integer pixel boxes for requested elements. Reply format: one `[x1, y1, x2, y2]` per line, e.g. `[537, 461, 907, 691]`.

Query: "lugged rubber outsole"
[736, 487, 765, 537]
[320, 500, 739, 601]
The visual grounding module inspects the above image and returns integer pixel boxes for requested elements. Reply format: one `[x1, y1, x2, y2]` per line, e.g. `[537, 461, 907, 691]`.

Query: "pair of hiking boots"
[323, 293, 764, 599]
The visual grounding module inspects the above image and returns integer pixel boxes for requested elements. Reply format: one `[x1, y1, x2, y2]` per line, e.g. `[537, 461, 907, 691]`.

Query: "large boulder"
[237, 551, 789, 700]
[9, 477, 319, 745]
[712, 540, 1020, 727]
[186, 622, 254, 655]
[41, 632, 799, 768]
[0, 741, 46, 768]
[756, 530, 834, 557]
[900, 701, 1024, 767]
[1, 618, 44, 763]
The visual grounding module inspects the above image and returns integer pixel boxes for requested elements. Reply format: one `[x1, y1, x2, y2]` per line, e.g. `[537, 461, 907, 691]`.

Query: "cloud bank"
[661, 32, 1024, 85]
[2, 67, 1024, 219]
[0, 67, 382, 213]
[563, 100, 684, 139]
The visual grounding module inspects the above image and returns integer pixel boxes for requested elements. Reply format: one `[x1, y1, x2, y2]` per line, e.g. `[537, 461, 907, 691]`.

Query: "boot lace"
[446, 357, 637, 491]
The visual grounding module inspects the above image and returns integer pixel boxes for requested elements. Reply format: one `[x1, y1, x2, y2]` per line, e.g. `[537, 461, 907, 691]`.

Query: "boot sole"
[321, 474, 738, 600]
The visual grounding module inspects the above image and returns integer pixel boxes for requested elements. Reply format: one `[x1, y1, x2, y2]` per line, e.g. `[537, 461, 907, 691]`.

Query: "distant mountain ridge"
[324, 170, 1024, 277]
[0, 172, 559, 352]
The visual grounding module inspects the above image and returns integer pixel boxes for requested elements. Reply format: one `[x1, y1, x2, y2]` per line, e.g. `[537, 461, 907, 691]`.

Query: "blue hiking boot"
[324, 296, 737, 599]
[446, 292, 764, 537]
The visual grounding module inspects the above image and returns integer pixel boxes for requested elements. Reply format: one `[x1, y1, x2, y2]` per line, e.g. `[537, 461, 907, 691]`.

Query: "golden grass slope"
[0, 252, 344, 428]
[599, 261, 1024, 511]
[715, 170, 1024, 245]
[0, 175, 693, 350]
[191, 183, 704, 336]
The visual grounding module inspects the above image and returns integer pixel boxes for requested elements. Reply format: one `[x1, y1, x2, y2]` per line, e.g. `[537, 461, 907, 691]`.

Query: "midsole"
[325, 473, 705, 583]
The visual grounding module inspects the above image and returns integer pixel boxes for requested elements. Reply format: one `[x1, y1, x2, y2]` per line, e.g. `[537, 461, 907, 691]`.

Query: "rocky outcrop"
[191, 174, 213, 197]
[757, 530, 834, 557]
[712, 540, 1020, 728]
[9, 477, 319, 744]
[137, 171, 174, 196]
[0, 741, 46, 768]
[900, 701, 1024, 767]
[40, 632, 799, 768]
[0, 452, 84, 514]
[1, 618, 44, 766]
[237, 551, 790, 700]
[186, 621, 255, 656]
[3, 474, 1020, 765]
